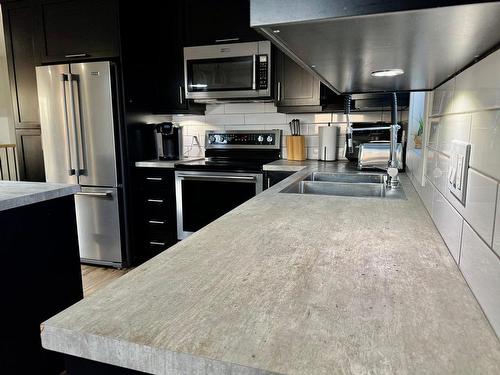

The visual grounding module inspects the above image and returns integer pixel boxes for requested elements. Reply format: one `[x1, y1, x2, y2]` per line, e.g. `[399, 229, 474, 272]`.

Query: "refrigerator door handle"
[75, 191, 113, 198]
[67, 73, 82, 177]
[61, 74, 75, 176]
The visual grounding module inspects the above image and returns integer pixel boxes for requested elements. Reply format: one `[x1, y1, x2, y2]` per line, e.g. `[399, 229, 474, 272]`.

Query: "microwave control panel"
[258, 55, 268, 89]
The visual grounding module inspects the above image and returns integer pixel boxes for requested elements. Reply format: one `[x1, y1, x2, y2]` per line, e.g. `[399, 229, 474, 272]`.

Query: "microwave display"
[187, 56, 254, 92]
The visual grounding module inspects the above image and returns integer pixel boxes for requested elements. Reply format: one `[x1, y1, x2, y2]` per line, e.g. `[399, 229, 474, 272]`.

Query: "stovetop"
[175, 158, 277, 173]
[175, 130, 282, 172]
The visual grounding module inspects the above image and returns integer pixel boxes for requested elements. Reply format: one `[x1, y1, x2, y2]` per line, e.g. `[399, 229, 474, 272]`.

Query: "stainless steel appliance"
[155, 122, 183, 160]
[36, 61, 124, 267]
[183, 41, 271, 101]
[175, 130, 281, 239]
[357, 142, 403, 170]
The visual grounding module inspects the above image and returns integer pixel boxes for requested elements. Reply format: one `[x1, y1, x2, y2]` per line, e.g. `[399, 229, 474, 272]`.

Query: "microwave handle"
[252, 54, 256, 90]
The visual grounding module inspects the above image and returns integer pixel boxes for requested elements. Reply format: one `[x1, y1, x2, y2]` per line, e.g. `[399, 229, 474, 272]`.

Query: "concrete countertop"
[40, 163, 500, 374]
[263, 159, 324, 172]
[0, 181, 80, 212]
[135, 157, 204, 169]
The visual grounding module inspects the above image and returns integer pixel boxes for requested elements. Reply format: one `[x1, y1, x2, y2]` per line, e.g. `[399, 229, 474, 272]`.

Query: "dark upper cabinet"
[275, 49, 321, 107]
[36, 0, 119, 63]
[274, 49, 345, 113]
[2, 1, 40, 127]
[119, 0, 203, 115]
[183, 0, 263, 46]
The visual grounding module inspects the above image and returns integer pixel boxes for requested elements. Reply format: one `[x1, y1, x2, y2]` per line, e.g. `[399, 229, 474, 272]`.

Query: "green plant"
[416, 117, 424, 137]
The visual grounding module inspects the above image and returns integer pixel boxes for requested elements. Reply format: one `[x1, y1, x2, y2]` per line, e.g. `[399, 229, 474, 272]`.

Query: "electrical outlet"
[448, 140, 471, 205]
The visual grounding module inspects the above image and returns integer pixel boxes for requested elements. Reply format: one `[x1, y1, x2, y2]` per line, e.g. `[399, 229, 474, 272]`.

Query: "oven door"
[175, 171, 263, 239]
[184, 41, 271, 100]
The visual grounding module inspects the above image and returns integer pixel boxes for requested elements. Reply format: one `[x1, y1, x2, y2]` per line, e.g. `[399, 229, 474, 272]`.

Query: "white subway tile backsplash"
[306, 147, 319, 159]
[427, 117, 440, 150]
[224, 103, 267, 114]
[470, 110, 500, 180]
[431, 78, 455, 115]
[205, 114, 245, 125]
[494, 193, 500, 257]
[305, 135, 319, 147]
[447, 169, 498, 246]
[460, 222, 500, 337]
[437, 114, 471, 156]
[204, 104, 225, 115]
[432, 189, 463, 263]
[453, 49, 500, 113]
[421, 178, 435, 213]
[244, 112, 287, 125]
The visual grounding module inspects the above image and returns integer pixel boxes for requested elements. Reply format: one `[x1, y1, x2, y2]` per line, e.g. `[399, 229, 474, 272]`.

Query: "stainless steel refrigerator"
[36, 61, 123, 267]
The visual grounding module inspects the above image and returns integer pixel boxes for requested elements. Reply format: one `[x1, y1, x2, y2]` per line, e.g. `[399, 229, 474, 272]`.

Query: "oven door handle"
[252, 54, 256, 90]
[181, 174, 257, 181]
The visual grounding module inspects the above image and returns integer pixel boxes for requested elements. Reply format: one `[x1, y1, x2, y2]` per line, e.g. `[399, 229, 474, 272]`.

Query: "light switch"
[448, 140, 471, 205]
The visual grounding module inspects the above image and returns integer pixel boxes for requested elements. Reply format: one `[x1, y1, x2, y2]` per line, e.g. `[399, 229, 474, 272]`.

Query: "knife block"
[286, 135, 306, 161]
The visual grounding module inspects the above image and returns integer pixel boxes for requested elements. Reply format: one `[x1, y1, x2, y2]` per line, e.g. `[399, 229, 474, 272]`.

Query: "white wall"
[408, 49, 500, 337]
[0, 6, 15, 145]
[167, 103, 407, 159]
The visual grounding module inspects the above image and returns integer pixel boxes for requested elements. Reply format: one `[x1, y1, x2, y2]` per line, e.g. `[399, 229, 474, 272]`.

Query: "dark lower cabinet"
[65, 355, 146, 375]
[133, 168, 178, 263]
[0, 195, 83, 374]
[264, 170, 295, 189]
[15, 128, 45, 181]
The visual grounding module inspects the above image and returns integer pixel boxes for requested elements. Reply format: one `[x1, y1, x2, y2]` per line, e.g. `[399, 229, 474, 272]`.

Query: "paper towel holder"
[318, 123, 338, 161]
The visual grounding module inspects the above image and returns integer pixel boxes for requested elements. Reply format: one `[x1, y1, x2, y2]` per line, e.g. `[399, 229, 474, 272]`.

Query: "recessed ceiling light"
[371, 69, 404, 77]
[273, 29, 280, 33]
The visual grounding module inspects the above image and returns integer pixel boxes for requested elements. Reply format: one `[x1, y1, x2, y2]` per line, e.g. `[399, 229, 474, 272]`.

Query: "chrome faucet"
[387, 92, 401, 188]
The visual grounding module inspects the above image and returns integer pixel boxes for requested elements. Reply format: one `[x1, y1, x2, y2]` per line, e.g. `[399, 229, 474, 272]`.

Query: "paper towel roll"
[318, 125, 337, 161]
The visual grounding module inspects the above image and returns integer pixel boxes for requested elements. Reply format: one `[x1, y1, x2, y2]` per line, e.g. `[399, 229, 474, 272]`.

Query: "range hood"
[250, 1, 500, 94]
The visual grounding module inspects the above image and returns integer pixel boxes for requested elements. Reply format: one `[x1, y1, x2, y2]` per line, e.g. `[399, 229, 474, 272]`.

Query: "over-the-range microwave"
[183, 41, 271, 101]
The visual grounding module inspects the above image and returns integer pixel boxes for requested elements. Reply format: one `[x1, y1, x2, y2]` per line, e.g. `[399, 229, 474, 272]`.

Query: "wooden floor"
[81, 265, 131, 297]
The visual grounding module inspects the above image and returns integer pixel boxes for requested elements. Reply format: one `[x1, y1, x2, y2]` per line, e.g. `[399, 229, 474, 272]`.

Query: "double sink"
[280, 171, 406, 199]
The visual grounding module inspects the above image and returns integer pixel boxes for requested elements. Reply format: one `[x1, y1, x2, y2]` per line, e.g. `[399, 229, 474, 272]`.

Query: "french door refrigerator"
[36, 61, 124, 267]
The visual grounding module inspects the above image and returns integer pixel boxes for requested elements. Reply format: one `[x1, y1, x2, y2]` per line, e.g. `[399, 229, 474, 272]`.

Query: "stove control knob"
[267, 135, 273, 143]
[208, 135, 215, 144]
[257, 135, 264, 142]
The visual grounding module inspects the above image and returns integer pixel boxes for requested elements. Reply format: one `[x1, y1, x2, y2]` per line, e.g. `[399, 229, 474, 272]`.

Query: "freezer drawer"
[75, 187, 122, 265]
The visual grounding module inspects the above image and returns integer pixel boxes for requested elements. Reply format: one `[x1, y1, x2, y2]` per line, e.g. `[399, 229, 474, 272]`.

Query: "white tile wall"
[409, 48, 500, 338]
[494, 193, 500, 256]
[453, 50, 500, 113]
[166, 103, 407, 160]
[470, 110, 500, 180]
[447, 169, 498, 246]
[436, 114, 471, 156]
[432, 189, 463, 263]
[460, 222, 500, 336]
[431, 78, 455, 115]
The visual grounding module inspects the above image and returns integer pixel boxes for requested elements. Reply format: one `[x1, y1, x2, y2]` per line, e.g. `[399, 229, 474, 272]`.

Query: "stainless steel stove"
[175, 130, 281, 239]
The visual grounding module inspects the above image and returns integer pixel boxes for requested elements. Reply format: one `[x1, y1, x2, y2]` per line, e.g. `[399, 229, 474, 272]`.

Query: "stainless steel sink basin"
[280, 172, 406, 199]
[309, 172, 385, 184]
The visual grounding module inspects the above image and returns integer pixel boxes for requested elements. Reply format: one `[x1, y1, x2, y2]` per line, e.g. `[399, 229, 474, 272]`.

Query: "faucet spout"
[387, 92, 401, 188]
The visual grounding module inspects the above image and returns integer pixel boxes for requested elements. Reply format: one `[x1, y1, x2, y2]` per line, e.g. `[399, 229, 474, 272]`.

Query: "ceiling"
[251, 1, 500, 93]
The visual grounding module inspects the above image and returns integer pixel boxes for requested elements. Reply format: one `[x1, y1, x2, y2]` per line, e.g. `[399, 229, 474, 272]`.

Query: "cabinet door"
[37, 0, 119, 62]
[275, 50, 321, 107]
[184, 0, 262, 46]
[15, 128, 46, 182]
[2, 1, 40, 128]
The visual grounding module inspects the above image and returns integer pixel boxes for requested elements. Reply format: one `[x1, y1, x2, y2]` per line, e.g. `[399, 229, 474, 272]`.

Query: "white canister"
[318, 124, 338, 161]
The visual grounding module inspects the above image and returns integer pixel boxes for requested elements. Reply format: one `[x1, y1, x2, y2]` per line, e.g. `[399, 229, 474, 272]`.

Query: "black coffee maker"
[155, 122, 182, 160]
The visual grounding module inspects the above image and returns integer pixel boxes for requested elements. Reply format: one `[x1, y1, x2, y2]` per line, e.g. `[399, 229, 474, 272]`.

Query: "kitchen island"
[40, 163, 500, 374]
[0, 181, 83, 374]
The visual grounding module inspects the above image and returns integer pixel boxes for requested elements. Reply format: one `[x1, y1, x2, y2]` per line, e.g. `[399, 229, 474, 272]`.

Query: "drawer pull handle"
[149, 241, 165, 246]
[147, 199, 164, 203]
[65, 53, 89, 58]
[148, 220, 165, 225]
[146, 177, 162, 181]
